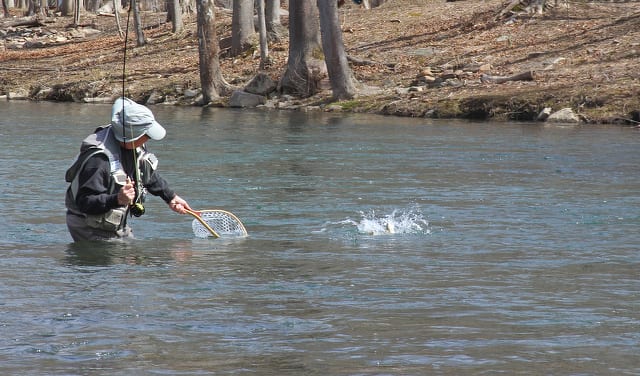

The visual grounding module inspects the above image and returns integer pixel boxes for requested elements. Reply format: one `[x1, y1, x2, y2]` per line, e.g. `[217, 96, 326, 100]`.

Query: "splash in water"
[320, 207, 428, 236]
[355, 208, 430, 235]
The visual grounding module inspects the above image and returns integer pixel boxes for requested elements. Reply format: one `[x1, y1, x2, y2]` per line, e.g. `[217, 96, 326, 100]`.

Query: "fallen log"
[481, 70, 536, 84]
[347, 55, 396, 69]
[2, 66, 61, 72]
[498, 0, 522, 19]
[0, 16, 44, 28]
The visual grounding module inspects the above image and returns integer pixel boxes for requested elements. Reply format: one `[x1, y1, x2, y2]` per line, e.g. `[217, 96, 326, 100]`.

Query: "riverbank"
[1, 0, 639, 124]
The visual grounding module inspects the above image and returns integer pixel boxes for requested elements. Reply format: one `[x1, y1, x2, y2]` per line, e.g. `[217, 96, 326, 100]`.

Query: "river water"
[1, 101, 638, 375]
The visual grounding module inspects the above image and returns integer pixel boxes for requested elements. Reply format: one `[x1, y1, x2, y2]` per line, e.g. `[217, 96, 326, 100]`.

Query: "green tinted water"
[1, 101, 639, 374]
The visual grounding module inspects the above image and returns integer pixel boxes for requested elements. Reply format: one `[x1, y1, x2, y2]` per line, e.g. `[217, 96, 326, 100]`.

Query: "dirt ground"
[1, 0, 639, 124]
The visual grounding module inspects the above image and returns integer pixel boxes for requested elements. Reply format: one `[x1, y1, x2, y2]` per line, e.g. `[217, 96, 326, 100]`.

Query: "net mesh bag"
[192, 210, 248, 238]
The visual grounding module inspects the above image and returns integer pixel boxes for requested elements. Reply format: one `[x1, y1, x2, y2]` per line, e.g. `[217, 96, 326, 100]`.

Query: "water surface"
[1, 101, 639, 375]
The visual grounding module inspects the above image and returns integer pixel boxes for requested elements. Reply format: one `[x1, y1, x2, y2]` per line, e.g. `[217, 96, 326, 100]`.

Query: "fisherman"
[65, 97, 192, 242]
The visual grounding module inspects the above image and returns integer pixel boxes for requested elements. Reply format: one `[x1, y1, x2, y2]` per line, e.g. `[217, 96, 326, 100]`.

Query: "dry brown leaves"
[1, 0, 639, 121]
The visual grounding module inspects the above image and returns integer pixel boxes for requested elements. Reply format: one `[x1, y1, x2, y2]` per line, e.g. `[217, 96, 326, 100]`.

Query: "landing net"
[192, 210, 248, 238]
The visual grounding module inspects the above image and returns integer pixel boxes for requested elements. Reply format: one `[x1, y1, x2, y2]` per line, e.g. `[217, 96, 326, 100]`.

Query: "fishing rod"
[115, 2, 247, 238]
[121, 2, 145, 218]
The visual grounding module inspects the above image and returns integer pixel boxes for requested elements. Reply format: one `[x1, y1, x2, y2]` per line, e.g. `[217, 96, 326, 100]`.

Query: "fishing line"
[121, 3, 145, 217]
[118, 4, 245, 237]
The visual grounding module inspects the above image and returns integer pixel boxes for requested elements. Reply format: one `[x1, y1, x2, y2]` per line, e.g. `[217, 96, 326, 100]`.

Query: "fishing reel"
[130, 202, 145, 217]
[130, 186, 147, 217]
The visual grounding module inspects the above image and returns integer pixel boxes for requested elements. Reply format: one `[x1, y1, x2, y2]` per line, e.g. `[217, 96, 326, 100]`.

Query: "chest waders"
[65, 126, 158, 234]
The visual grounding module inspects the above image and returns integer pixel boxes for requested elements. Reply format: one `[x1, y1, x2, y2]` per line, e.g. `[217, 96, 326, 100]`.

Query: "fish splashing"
[355, 208, 430, 235]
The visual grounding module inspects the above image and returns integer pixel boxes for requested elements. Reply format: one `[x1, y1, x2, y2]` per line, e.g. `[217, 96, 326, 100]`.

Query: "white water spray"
[316, 206, 431, 236]
[355, 208, 430, 235]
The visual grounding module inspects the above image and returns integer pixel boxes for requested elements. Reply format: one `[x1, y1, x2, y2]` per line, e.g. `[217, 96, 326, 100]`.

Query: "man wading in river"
[65, 97, 192, 242]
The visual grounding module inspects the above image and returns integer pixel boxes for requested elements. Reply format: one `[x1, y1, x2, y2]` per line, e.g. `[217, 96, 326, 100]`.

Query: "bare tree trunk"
[131, 0, 146, 46]
[265, 0, 282, 41]
[169, 0, 183, 33]
[25, 0, 35, 15]
[138, 0, 155, 10]
[73, 0, 80, 25]
[196, 0, 232, 103]
[230, 0, 254, 56]
[279, 0, 322, 98]
[265, 0, 279, 26]
[183, 0, 195, 14]
[85, 0, 100, 12]
[256, 0, 269, 68]
[2, 0, 8, 17]
[38, 0, 48, 17]
[114, 0, 124, 36]
[60, 0, 72, 16]
[317, 0, 356, 100]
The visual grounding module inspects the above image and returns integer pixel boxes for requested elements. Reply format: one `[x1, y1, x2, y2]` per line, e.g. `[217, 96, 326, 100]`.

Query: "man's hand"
[168, 195, 192, 214]
[117, 177, 136, 206]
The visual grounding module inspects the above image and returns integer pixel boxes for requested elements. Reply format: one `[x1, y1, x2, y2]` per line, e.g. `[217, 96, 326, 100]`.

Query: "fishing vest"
[65, 126, 158, 232]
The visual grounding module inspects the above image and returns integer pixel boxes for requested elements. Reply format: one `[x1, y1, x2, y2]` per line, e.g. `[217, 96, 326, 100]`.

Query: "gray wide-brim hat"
[111, 97, 166, 142]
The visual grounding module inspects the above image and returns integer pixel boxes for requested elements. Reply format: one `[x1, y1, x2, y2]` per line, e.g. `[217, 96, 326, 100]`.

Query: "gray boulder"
[229, 90, 266, 108]
[244, 73, 277, 96]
